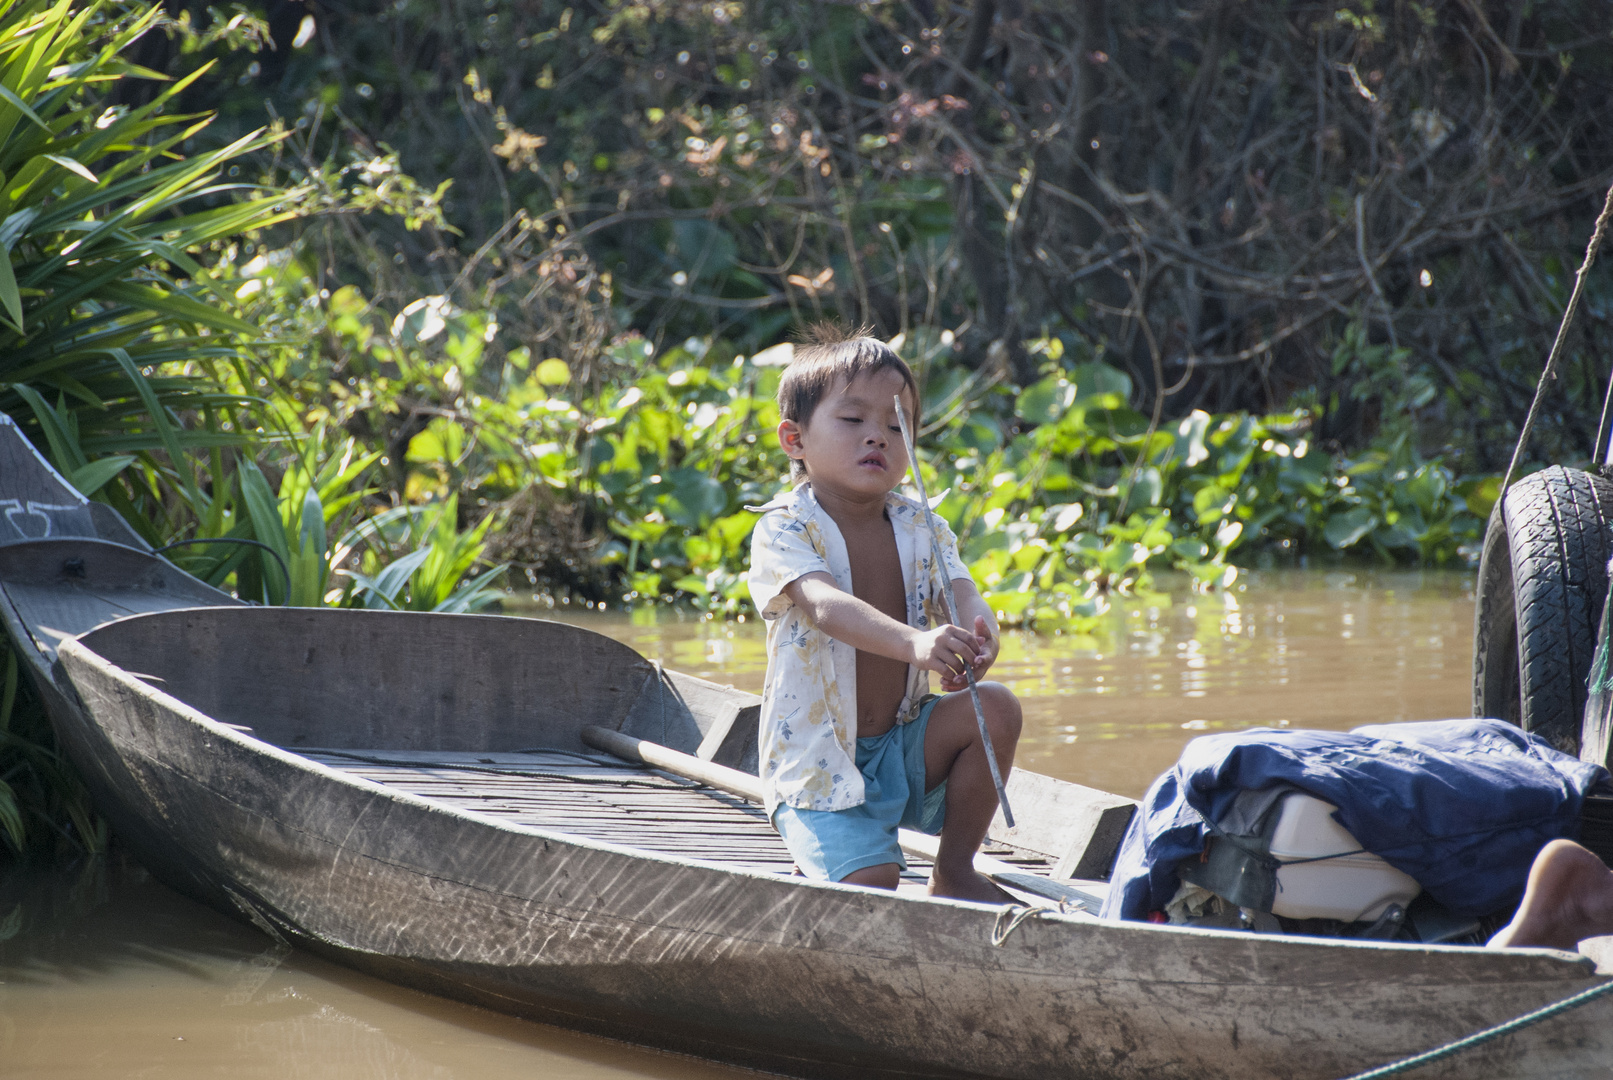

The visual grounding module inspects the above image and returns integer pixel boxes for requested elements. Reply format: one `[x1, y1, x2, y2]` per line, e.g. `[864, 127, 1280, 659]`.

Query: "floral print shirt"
[747, 482, 971, 815]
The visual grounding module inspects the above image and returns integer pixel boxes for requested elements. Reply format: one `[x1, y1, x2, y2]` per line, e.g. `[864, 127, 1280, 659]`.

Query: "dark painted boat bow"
[5, 413, 1613, 1079]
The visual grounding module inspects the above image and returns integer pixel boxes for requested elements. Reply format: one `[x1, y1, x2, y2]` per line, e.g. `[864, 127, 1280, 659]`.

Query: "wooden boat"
[5, 412, 1613, 1080]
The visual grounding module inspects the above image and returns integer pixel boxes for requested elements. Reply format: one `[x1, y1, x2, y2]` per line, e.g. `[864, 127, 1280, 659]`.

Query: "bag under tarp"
[1100, 719, 1611, 922]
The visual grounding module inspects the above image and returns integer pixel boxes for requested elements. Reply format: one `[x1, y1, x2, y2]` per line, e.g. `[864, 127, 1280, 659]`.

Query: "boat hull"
[53, 610, 1613, 1080]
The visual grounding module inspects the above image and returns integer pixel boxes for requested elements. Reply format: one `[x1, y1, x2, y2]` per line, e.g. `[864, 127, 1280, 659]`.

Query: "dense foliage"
[155, 0, 1613, 466]
[160, 0, 1587, 612]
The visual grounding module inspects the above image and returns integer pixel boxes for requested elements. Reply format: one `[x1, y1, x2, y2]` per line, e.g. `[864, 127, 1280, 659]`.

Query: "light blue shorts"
[772, 696, 947, 882]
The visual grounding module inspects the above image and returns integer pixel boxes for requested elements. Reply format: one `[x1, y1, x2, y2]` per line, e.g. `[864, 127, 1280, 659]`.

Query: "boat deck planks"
[301, 748, 1059, 886]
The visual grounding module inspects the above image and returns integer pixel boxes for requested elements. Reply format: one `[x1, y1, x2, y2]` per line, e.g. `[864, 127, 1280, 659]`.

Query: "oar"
[893, 394, 1015, 828]
[580, 725, 1101, 911]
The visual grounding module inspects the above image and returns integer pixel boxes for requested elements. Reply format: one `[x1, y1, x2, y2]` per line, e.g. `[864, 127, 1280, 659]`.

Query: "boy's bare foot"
[928, 867, 1017, 904]
[919, 682, 1023, 905]
[1488, 840, 1613, 950]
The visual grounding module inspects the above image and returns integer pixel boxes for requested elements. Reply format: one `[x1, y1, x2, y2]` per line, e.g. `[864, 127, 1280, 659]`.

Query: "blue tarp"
[1100, 719, 1611, 921]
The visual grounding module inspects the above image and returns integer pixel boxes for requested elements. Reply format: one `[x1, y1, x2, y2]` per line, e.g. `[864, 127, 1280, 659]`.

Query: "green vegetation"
[0, 0, 489, 856]
[223, 239, 1497, 633]
[0, 0, 287, 856]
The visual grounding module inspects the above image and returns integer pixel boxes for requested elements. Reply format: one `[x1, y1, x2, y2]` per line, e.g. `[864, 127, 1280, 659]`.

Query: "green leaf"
[1015, 376, 1076, 424]
[1046, 503, 1084, 534]
[0, 79, 52, 134]
[0, 238, 22, 330]
[109, 348, 204, 509]
[535, 357, 571, 385]
[1123, 467, 1163, 513]
[9, 383, 86, 470]
[288, 486, 328, 608]
[1171, 537, 1211, 562]
[434, 563, 508, 614]
[663, 468, 727, 527]
[1175, 410, 1211, 466]
[1070, 362, 1132, 406]
[42, 153, 97, 183]
[239, 462, 291, 602]
[66, 454, 134, 496]
[1459, 475, 1502, 519]
[1324, 507, 1378, 549]
[357, 546, 432, 609]
[1403, 465, 1447, 516]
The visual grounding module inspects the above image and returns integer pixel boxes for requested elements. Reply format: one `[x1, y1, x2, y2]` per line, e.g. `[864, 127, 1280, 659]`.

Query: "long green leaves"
[0, 1, 305, 858]
[0, 639, 103, 856]
[338, 497, 506, 614]
[0, 0, 295, 537]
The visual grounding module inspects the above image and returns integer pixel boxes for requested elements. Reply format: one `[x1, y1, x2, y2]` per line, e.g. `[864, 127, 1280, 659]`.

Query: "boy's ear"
[777, 418, 806, 459]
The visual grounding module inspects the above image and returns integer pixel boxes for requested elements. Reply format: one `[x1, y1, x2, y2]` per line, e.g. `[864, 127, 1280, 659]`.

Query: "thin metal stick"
[894, 394, 1015, 828]
[1503, 178, 1613, 491]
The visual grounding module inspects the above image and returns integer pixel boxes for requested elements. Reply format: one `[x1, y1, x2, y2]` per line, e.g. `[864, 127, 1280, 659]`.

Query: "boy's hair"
[778, 324, 919, 481]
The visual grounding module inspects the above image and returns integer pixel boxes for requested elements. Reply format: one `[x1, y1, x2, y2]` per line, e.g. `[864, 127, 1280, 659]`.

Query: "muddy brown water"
[1, 569, 1475, 1078]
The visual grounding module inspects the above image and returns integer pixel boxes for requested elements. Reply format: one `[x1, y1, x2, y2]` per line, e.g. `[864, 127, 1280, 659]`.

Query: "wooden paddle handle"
[580, 725, 1104, 912]
[583, 725, 763, 802]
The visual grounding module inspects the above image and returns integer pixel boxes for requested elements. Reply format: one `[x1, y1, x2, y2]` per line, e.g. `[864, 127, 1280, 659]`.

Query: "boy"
[747, 328, 1022, 902]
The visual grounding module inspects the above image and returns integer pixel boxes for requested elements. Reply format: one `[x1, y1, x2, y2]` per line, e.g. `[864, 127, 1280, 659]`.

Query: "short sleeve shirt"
[747, 483, 971, 815]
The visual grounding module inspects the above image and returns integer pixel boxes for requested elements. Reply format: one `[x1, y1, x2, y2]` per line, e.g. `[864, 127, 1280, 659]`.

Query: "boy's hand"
[938, 616, 998, 692]
[909, 623, 983, 685]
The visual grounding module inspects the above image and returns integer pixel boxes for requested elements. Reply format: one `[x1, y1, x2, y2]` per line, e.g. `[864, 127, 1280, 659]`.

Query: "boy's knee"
[841, 863, 901, 889]
[976, 681, 1022, 741]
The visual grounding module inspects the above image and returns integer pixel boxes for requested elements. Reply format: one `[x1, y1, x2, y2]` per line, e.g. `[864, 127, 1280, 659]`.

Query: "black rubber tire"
[1473, 465, 1613, 754]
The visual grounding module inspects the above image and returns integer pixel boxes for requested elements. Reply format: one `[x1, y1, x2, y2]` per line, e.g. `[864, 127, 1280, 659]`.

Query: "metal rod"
[1503, 177, 1613, 491]
[893, 394, 1015, 828]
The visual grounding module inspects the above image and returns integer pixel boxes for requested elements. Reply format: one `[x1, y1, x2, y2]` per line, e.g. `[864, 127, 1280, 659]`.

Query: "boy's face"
[778, 367, 916, 500]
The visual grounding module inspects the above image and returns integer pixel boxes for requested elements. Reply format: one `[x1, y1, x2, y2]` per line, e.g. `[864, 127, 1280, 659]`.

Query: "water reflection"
[0, 858, 746, 1079]
[530, 568, 1476, 797]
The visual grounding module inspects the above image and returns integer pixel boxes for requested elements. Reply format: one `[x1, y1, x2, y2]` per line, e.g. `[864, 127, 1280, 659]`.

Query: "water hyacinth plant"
[219, 234, 1498, 631]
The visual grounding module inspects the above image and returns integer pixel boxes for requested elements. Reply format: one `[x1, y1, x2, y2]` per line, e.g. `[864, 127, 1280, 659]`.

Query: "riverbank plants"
[218, 231, 1500, 631]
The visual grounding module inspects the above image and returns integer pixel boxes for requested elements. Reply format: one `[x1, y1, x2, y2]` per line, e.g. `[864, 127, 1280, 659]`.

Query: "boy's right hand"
[909, 624, 984, 682]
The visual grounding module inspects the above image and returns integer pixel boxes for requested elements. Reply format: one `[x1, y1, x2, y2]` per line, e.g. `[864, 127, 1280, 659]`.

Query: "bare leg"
[1488, 840, 1613, 950]
[922, 683, 1023, 902]
[840, 863, 901, 889]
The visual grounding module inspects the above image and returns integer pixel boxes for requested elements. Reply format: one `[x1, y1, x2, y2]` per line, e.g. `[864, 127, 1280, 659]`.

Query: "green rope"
[1338, 976, 1613, 1079]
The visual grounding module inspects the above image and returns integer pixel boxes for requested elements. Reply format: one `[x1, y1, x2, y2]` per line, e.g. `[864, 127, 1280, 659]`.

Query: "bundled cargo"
[1104, 720, 1611, 940]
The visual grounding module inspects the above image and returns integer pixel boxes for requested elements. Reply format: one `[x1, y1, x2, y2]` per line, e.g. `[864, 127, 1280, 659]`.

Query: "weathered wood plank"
[986, 768, 1139, 880]
[77, 608, 657, 754]
[308, 742, 1001, 884]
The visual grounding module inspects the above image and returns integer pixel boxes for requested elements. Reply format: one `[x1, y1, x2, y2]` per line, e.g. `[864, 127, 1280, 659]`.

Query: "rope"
[1337, 977, 1613, 1079]
[1501, 178, 1613, 493]
[1194, 805, 1566, 871]
[153, 536, 292, 607]
[990, 904, 1040, 946]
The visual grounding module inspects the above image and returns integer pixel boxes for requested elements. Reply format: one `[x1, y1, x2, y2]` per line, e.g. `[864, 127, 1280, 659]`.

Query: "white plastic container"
[1268, 794, 1421, 922]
